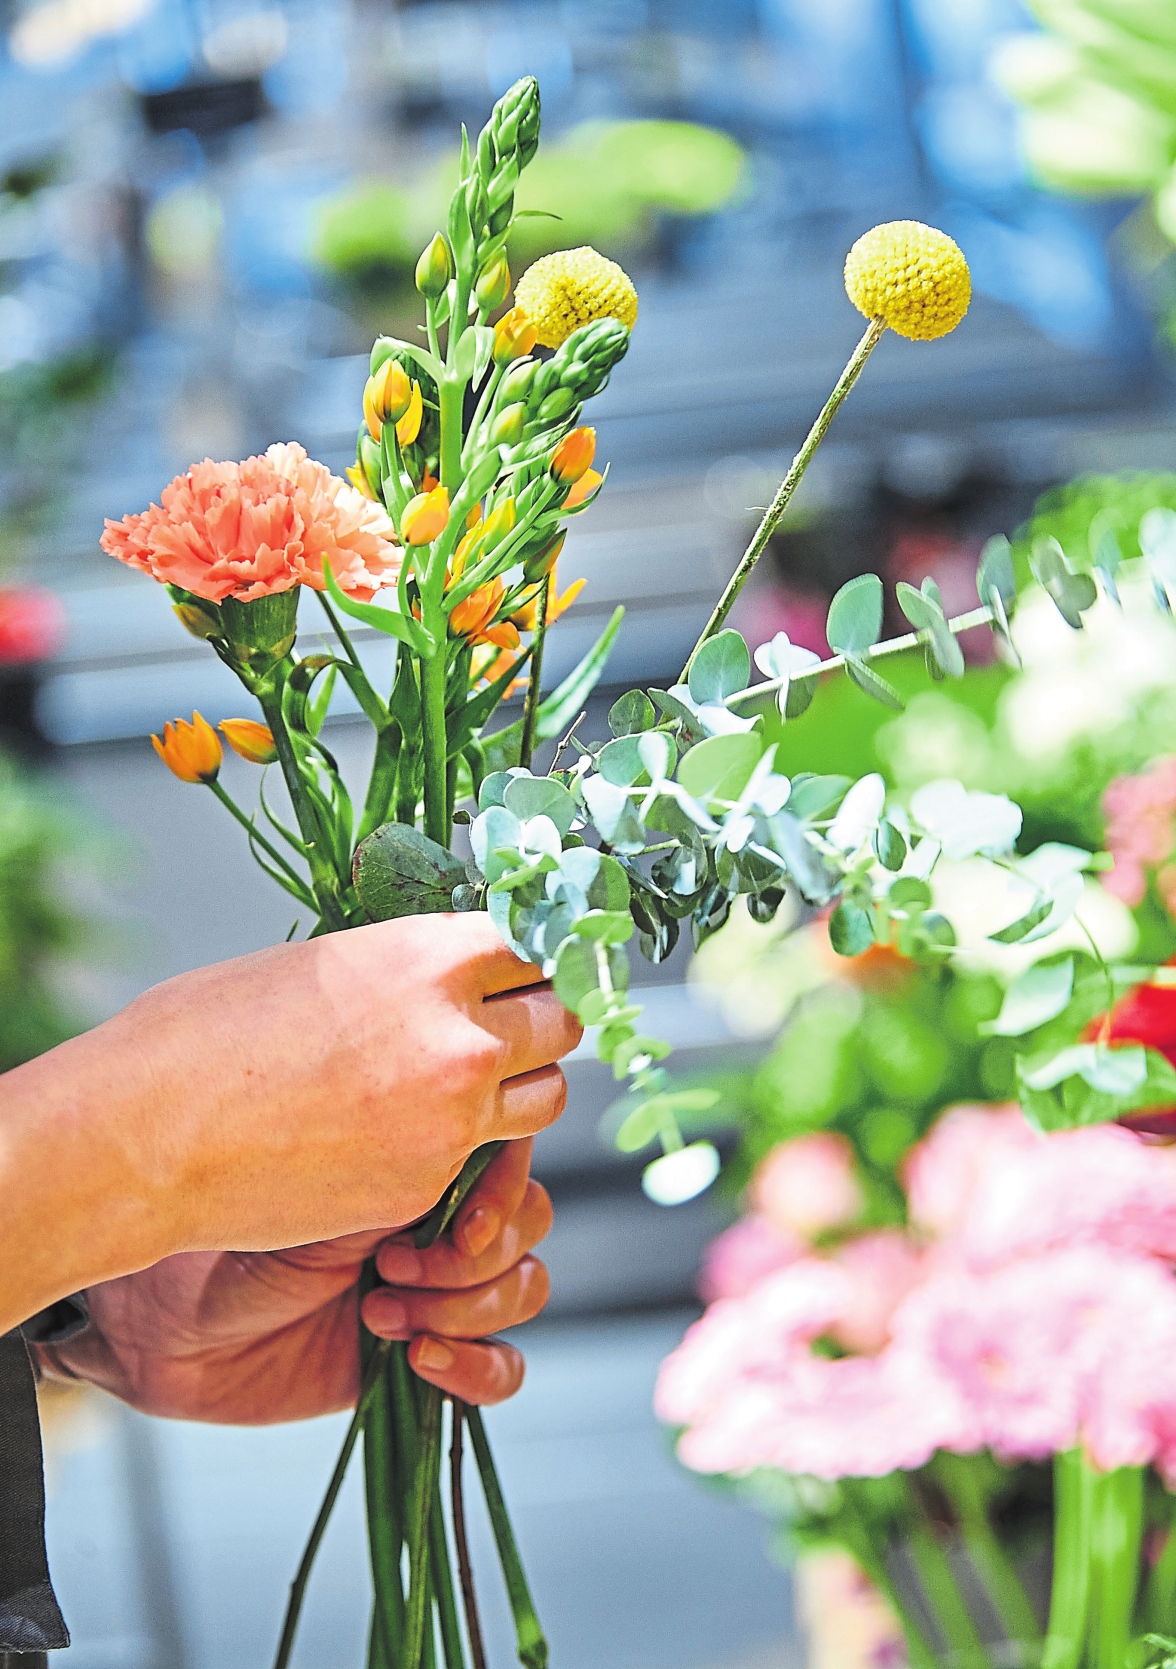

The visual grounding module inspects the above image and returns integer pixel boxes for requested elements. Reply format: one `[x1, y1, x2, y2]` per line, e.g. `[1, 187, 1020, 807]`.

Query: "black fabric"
[0, 1296, 89, 1655]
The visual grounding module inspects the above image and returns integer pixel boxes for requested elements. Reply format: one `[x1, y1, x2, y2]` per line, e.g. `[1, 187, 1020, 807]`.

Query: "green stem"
[317, 591, 366, 673]
[205, 778, 315, 904]
[836, 1483, 938, 1669]
[359, 721, 404, 844]
[725, 604, 995, 712]
[1043, 1450, 1096, 1669]
[405, 1388, 444, 1669]
[682, 315, 886, 678]
[429, 1463, 466, 1669]
[905, 1494, 991, 1668]
[439, 375, 464, 494]
[1090, 1464, 1144, 1669]
[934, 1454, 1042, 1648]
[365, 1364, 407, 1667]
[427, 297, 443, 363]
[420, 648, 451, 847]
[271, 1340, 391, 1669]
[465, 1407, 548, 1669]
[450, 1403, 488, 1669]
[518, 581, 549, 771]
[258, 684, 347, 931]
[1141, 1494, 1176, 1632]
[462, 366, 503, 467]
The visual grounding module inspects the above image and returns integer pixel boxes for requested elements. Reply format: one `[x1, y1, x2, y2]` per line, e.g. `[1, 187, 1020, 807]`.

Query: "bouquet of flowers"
[658, 1100, 1176, 1666]
[101, 67, 1176, 1669]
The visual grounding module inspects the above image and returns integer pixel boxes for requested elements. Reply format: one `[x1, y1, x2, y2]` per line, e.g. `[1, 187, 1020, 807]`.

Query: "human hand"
[2, 914, 579, 1329]
[40, 1142, 551, 1421]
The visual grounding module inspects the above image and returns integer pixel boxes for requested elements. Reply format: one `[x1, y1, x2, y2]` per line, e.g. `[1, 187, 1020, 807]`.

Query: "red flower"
[1084, 962, 1176, 1134]
[0, 587, 66, 665]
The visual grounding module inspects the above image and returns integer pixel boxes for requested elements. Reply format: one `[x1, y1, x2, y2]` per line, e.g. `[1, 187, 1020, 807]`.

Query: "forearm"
[0, 1013, 178, 1335]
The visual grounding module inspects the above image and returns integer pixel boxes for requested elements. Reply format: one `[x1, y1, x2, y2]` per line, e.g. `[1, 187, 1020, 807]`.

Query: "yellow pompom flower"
[514, 247, 638, 349]
[843, 221, 970, 342]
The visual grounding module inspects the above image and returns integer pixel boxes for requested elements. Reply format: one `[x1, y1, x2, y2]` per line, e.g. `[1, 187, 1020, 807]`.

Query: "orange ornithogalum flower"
[511, 568, 586, 631]
[219, 718, 278, 764]
[396, 382, 423, 447]
[493, 306, 538, 366]
[152, 712, 222, 783]
[472, 643, 529, 699]
[401, 485, 450, 546]
[563, 467, 602, 510]
[363, 358, 412, 441]
[450, 577, 519, 650]
[551, 427, 595, 483]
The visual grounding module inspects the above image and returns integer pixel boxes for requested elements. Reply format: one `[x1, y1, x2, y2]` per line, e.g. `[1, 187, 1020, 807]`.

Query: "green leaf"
[503, 774, 576, 836]
[322, 557, 434, 656]
[1030, 536, 1098, 631]
[688, 630, 752, 705]
[888, 877, 932, 911]
[677, 733, 762, 803]
[828, 901, 874, 956]
[570, 910, 634, 944]
[353, 822, 466, 921]
[895, 579, 965, 679]
[480, 606, 624, 773]
[557, 847, 631, 911]
[552, 934, 629, 1011]
[580, 774, 646, 849]
[989, 872, 1084, 946]
[826, 574, 882, 654]
[980, 959, 1075, 1037]
[615, 1100, 661, 1153]
[608, 690, 656, 736]
[844, 652, 905, 710]
[785, 774, 851, 822]
[976, 535, 1016, 612]
[873, 820, 907, 872]
[597, 735, 648, 787]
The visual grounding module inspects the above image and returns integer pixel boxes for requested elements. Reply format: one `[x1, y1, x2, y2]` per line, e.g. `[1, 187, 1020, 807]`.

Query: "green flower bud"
[490, 402, 527, 446]
[475, 251, 511, 313]
[499, 359, 538, 402]
[415, 232, 452, 299]
[537, 387, 577, 423]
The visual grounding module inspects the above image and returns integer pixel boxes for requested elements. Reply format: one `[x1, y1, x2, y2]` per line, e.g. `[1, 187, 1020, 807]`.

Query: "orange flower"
[219, 718, 278, 764]
[364, 358, 412, 440]
[152, 713, 222, 783]
[396, 382, 424, 448]
[551, 427, 595, 483]
[401, 485, 450, 546]
[493, 306, 538, 366]
[563, 467, 602, 510]
[510, 568, 586, 631]
[450, 577, 519, 649]
[472, 643, 529, 698]
[101, 442, 401, 604]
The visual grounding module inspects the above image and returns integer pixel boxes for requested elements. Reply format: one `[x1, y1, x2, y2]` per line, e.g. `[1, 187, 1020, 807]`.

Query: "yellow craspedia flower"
[514, 246, 638, 349]
[844, 221, 970, 342]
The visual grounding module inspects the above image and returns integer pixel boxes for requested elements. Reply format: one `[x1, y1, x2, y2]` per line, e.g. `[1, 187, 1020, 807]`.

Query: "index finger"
[437, 913, 549, 997]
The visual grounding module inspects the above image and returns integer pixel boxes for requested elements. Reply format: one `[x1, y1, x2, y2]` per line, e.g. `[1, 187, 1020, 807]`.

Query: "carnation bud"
[415, 232, 453, 300]
[493, 306, 539, 366]
[475, 251, 512, 314]
[490, 402, 527, 447]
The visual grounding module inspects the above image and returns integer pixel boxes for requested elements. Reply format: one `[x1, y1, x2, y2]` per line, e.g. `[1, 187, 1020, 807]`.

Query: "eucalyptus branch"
[725, 604, 996, 711]
[683, 316, 886, 677]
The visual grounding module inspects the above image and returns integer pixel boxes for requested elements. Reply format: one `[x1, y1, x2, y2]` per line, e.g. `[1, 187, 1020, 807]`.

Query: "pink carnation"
[827, 1230, 926, 1355]
[101, 442, 401, 604]
[902, 1102, 1039, 1240]
[751, 1132, 863, 1240]
[1102, 758, 1176, 908]
[697, 1215, 803, 1303]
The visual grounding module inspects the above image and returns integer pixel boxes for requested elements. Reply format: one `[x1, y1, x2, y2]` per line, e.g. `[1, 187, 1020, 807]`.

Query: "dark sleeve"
[0, 1298, 89, 1654]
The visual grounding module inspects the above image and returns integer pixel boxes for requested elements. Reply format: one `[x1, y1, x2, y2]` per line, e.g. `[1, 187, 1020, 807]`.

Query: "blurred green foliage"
[314, 119, 746, 295]
[0, 750, 86, 1071]
[1011, 467, 1176, 573]
[721, 958, 1013, 1213]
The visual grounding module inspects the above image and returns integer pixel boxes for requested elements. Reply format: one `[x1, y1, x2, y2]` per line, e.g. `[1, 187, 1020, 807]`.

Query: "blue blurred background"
[6, 0, 1176, 1663]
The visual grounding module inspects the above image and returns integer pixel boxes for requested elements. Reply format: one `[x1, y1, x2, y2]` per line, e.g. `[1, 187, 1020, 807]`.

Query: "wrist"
[0, 1007, 184, 1332]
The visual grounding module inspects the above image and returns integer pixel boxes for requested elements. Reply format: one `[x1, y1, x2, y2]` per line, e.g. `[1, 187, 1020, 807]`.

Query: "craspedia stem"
[682, 315, 886, 678]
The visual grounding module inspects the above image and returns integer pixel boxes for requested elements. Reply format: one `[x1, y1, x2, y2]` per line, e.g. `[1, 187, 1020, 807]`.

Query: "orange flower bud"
[219, 718, 278, 764]
[563, 467, 602, 510]
[396, 382, 423, 448]
[493, 306, 538, 366]
[450, 525, 483, 582]
[551, 427, 596, 483]
[346, 463, 376, 502]
[151, 712, 222, 783]
[364, 358, 412, 440]
[449, 578, 502, 639]
[480, 497, 516, 552]
[523, 530, 566, 583]
[400, 485, 450, 546]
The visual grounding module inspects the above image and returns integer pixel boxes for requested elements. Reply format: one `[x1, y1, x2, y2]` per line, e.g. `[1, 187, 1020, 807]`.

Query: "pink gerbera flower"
[100, 442, 402, 604]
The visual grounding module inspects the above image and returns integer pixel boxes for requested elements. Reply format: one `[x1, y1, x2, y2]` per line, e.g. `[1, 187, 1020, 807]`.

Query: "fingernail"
[414, 1336, 454, 1372]
[365, 1295, 408, 1337]
[461, 1206, 500, 1258]
[378, 1243, 423, 1284]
